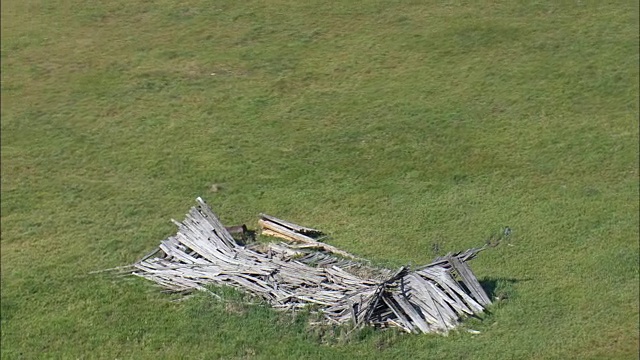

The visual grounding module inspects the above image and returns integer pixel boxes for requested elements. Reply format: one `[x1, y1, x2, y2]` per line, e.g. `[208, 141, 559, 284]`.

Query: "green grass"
[1, 0, 638, 358]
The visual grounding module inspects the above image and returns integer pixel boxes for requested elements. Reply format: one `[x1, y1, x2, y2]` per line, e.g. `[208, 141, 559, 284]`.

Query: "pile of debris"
[131, 197, 491, 334]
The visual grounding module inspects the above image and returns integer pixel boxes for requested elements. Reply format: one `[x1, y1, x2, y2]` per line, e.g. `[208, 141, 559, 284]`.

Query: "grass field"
[1, 0, 638, 358]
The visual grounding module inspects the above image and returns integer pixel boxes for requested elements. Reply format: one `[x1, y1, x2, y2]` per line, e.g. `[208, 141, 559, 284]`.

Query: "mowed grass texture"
[1, 0, 638, 358]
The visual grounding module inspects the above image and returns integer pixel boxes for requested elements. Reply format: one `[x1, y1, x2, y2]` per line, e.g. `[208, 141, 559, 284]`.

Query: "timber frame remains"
[131, 197, 492, 334]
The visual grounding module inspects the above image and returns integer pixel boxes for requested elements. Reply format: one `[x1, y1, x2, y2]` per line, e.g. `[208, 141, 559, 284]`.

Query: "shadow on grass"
[479, 277, 532, 301]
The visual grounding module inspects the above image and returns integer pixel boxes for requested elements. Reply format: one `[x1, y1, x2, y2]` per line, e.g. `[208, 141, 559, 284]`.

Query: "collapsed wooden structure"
[132, 197, 491, 334]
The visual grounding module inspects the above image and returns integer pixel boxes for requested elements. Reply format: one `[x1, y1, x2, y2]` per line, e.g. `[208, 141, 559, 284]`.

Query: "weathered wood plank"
[391, 293, 430, 333]
[259, 214, 324, 237]
[381, 295, 414, 333]
[448, 256, 491, 306]
[418, 268, 483, 314]
[259, 219, 358, 260]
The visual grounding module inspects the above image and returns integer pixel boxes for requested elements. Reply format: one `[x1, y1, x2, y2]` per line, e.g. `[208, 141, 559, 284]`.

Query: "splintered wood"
[132, 198, 491, 334]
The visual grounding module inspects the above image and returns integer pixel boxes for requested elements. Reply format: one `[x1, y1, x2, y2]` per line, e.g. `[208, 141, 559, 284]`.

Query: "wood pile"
[132, 197, 491, 334]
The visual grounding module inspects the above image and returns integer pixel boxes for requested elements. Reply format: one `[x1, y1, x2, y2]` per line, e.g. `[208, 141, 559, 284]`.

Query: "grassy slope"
[1, 0, 638, 358]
